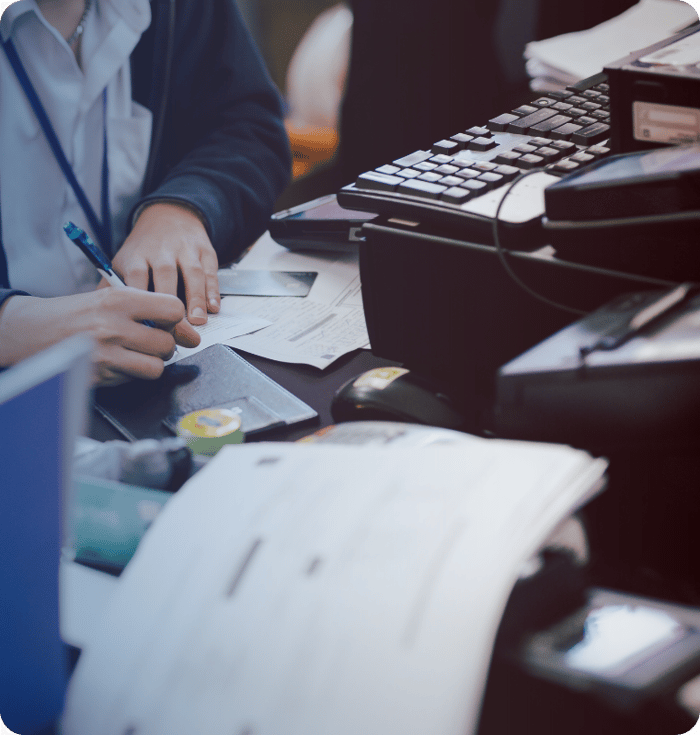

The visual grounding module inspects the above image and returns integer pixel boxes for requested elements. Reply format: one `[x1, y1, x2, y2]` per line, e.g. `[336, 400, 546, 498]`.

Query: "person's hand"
[0, 287, 200, 386]
[112, 201, 221, 325]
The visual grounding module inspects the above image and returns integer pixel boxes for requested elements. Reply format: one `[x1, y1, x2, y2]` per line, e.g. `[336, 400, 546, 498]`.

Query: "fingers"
[93, 343, 169, 385]
[107, 287, 186, 329]
[180, 256, 208, 325]
[202, 247, 221, 314]
[120, 202, 221, 325]
[173, 317, 201, 348]
[113, 253, 151, 292]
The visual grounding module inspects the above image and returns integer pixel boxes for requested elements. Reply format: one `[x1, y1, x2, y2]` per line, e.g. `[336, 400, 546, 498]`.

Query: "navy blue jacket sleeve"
[130, 0, 292, 266]
[0, 289, 28, 308]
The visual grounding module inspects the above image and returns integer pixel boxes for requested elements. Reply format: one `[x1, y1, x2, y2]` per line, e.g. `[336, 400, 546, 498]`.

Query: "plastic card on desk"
[69, 477, 171, 573]
[93, 344, 318, 441]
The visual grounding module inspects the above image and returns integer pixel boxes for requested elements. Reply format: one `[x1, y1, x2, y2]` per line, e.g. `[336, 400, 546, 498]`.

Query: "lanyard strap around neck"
[1, 38, 112, 255]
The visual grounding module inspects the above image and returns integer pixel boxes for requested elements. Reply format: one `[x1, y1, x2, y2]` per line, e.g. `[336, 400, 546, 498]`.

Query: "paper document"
[164, 304, 270, 364]
[219, 232, 370, 368]
[63, 439, 607, 735]
[525, 0, 698, 89]
[223, 296, 369, 369]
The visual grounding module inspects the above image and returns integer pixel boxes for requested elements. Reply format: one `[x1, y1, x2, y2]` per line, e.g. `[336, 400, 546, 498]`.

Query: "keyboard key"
[506, 107, 558, 133]
[591, 109, 609, 120]
[430, 154, 454, 164]
[494, 164, 519, 182]
[549, 140, 577, 152]
[567, 108, 587, 118]
[459, 179, 488, 194]
[397, 167, 422, 178]
[512, 104, 538, 116]
[571, 122, 610, 145]
[450, 158, 477, 168]
[550, 122, 583, 140]
[581, 101, 602, 112]
[450, 133, 474, 148]
[530, 97, 554, 107]
[441, 186, 473, 204]
[552, 101, 574, 112]
[468, 136, 498, 151]
[487, 113, 519, 132]
[568, 95, 586, 105]
[432, 139, 461, 155]
[513, 144, 538, 154]
[397, 178, 446, 199]
[434, 164, 460, 175]
[586, 144, 610, 159]
[549, 159, 580, 173]
[417, 171, 443, 183]
[465, 126, 491, 137]
[414, 161, 437, 171]
[595, 83, 609, 93]
[376, 164, 400, 175]
[514, 153, 544, 169]
[438, 175, 464, 186]
[582, 90, 601, 99]
[534, 146, 565, 163]
[495, 150, 521, 165]
[528, 137, 551, 147]
[547, 90, 574, 100]
[470, 160, 498, 172]
[356, 171, 403, 191]
[529, 114, 574, 134]
[477, 172, 504, 189]
[576, 116, 597, 126]
[393, 150, 432, 167]
[570, 152, 594, 164]
[454, 168, 481, 180]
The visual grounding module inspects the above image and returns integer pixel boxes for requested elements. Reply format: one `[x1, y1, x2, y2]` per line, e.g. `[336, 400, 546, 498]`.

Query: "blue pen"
[63, 221, 157, 328]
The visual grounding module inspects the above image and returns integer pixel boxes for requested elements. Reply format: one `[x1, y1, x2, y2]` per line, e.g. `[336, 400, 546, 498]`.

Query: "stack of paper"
[63, 437, 607, 735]
[223, 233, 370, 369]
[525, 0, 699, 91]
[169, 232, 370, 370]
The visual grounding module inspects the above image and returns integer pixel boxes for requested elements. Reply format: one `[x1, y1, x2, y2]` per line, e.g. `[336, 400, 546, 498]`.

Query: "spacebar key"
[397, 178, 447, 199]
[355, 171, 404, 191]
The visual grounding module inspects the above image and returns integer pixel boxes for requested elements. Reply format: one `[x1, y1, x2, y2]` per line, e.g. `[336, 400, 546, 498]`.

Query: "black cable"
[491, 170, 587, 316]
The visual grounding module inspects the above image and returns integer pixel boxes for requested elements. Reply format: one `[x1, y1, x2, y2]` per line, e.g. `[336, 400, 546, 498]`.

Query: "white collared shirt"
[0, 0, 152, 296]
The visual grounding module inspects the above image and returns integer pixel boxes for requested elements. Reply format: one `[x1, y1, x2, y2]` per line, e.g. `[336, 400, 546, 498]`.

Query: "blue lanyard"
[1, 38, 113, 255]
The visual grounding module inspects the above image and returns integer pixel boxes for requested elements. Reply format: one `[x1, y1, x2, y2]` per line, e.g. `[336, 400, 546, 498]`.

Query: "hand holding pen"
[64, 221, 158, 326]
[51, 221, 201, 384]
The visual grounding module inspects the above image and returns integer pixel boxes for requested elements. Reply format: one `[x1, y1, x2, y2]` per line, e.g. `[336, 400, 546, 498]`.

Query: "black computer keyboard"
[337, 73, 613, 248]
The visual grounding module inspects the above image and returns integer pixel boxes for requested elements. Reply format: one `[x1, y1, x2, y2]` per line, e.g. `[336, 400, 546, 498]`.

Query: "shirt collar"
[0, 0, 151, 45]
[0, 1, 39, 43]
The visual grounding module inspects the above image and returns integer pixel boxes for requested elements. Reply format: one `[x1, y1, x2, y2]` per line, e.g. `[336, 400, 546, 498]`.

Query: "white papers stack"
[222, 233, 370, 369]
[525, 0, 699, 91]
[169, 233, 369, 370]
[63, 437, 607, 735]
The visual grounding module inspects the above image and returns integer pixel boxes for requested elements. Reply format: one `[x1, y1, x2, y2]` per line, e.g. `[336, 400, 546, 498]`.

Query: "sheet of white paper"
[164, 305, 271, 365]
[223, 296, 370, 369]
[525, 0, 698, 82]
[63, 440, 607, 735]
[59, 559, 120, 651]
[231, 231, 364, 309]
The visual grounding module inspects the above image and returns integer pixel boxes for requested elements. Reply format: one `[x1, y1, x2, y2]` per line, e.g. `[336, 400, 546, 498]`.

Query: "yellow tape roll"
[176, 408, 244, 456]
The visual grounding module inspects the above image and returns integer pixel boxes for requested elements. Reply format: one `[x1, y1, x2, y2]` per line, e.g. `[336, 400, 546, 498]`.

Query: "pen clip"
[63, 221, 114, 275]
